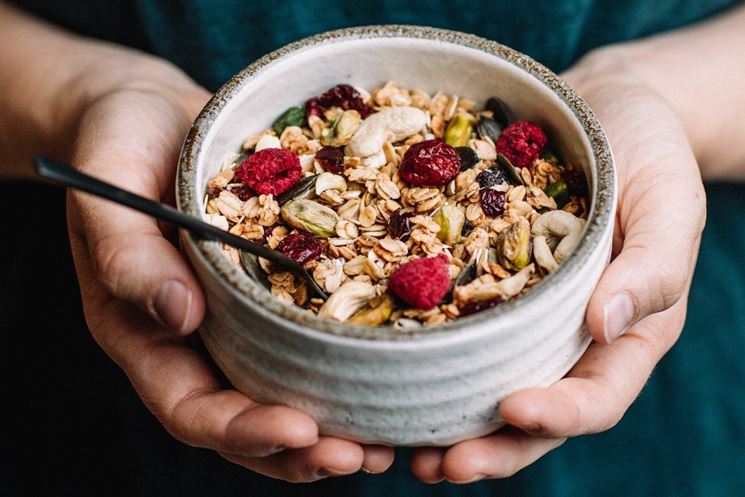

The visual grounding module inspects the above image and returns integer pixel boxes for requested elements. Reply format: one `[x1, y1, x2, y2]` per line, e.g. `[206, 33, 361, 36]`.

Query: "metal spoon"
[33, 156, 328, 300]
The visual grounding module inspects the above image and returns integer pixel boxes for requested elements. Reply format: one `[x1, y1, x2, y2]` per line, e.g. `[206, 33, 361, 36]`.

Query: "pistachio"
[476, 115, 502, 144]
[543, 180, 570, 208]
[315, 172, 347, 195]
[433, 203, 465, 244]
[348, 295, 395, 325]
[444, 113, 474, 147]
[277, 174, 318, 205]
[496, 218, 531, 270]
[281, 199, 340, 238]
[496, 153, 525, 186]
[272, 106, 306, 136]
[322, 109, 361, 147]
[318, 280, 377, 321]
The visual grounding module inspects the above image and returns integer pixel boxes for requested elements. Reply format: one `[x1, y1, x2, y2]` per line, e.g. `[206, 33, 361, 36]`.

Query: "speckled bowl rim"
[178, 24, 615, 342]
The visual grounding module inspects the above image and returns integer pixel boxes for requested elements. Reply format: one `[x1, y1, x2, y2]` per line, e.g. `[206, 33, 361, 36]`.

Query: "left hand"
[411, 49, 707, 483]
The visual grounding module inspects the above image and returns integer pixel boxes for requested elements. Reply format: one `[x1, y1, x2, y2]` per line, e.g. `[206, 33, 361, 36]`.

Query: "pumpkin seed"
[272, 106, 306, 135]
[485, 96, 515, 127]
[277, 174, 318, 206]
[497, 153, 524, 186]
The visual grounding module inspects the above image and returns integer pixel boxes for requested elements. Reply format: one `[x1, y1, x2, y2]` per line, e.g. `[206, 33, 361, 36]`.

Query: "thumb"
[585, 167, 705, 344]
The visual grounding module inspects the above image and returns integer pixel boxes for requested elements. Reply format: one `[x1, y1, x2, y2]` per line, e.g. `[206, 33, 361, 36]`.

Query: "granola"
[204, 82, 590, 327]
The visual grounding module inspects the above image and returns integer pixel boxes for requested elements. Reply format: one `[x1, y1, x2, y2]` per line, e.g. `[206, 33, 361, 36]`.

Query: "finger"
[586, 142, 705, 343]
[220, 437, 366, 483]
[501, 296, 687, 438]
[438, 427, 565, 483]
[360, 444, 395, 474]
[70, 233, 320, 458]
[410, 447, 447, 483]
[69, 90, 208, 334]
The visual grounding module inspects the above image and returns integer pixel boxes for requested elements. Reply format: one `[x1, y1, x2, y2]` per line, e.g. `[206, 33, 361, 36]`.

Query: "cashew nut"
[497, 263, 534, 298]
[347, 107, 426, 168]
[318, 280, 377, 321]
[533, 235, 559, 272]
[315, 172, 347, 196]
[531, 210, 585, 263]
[255, 134, 281, 151]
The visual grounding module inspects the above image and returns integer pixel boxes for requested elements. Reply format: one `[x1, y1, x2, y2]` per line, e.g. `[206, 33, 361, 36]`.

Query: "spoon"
[33, 156, 328, 300]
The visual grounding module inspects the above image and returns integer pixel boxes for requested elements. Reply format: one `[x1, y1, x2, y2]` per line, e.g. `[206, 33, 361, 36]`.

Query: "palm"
[411, 70, 705, 482]
[66, 79, 393, 481]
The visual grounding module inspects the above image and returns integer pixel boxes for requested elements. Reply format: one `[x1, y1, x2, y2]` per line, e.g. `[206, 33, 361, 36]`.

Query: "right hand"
[66, 56, 394, 481]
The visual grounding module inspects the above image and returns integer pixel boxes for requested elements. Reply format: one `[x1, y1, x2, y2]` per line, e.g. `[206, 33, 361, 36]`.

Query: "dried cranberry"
[564, 168, 588, 196]
[387, 210, 414, 241]
[459, 297, 505, 317]
[496, 121, 548, 168]
[476, 167, 506, 188]
[399, 139, 461, 186]
[306, 84, 373, 119]
[315, 146, 345, 174]
[226, 183, 256, 201]
[234, 148, 302, 196]
[480, 188, 506, 217]
[276, 232, 323, 265]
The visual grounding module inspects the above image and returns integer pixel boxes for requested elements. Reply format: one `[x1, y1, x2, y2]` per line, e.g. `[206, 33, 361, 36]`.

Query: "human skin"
[1, 0, 743, 483]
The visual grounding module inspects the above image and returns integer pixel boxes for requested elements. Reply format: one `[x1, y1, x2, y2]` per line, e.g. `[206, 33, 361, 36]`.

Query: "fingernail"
[317, 467, 349, 478]
[153, 280, 192, 333]
[448, 474, 486, 484]
[603, 292, 635, 342]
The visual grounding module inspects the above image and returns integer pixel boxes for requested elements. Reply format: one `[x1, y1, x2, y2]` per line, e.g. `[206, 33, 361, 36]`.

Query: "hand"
[66, 58, 393, 481]
[411, 49, 706, 483]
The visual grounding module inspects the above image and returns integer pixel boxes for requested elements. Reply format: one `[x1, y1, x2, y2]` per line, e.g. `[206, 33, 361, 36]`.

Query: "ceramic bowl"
[177, 25, 616, 446]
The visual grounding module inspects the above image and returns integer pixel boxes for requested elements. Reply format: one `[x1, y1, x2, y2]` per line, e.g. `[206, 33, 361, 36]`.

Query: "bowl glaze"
[177, 25, 616, 446]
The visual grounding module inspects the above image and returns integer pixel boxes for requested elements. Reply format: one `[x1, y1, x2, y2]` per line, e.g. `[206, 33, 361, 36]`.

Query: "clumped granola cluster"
[204, 82, 589, 329]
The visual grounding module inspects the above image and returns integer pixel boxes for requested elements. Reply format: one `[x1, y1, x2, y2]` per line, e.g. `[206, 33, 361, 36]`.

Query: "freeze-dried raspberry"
[234, 148, 302, 196]
[495, 121, 548, 168]
[276, 232, 323, 265]
[480, 188, 506, 217]
[388, 254, 451, 309]
[399, 139, 461, 186]
[306, 84, 373, 118]
[315, 146, 345, 174]
[459, 297, 504, 317]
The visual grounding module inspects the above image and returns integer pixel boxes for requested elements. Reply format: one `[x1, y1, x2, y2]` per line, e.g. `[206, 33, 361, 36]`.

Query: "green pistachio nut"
[444, 113, 474, 148]
[272, 106, 306, 136]
[321, 110, 361, 147]
[433, 204, 465, 244]
[347, 295, 395, 325]
[497, 218, 532, 270]
[544, 180, 570, 208]
[280, 199, 339, 238]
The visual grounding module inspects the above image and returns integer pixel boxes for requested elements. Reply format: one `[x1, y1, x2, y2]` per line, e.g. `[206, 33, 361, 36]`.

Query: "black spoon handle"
[33, 156, 328, 300]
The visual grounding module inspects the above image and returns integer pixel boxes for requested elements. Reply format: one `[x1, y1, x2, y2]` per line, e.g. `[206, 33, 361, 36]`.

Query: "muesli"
[204, 82, 589, 328]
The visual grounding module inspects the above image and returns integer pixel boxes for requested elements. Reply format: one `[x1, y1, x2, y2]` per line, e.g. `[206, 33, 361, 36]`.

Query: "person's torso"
[12, 0, 738, 90]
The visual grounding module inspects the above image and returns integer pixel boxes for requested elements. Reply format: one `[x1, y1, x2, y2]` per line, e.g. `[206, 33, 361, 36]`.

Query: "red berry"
[388, 254, 451, 310]
[315, 146, 345, 174]
[226, 183, 256, 201]
[306, 84, 373, 119]
[234, 148, 302, 196]
[399, 140, 461, 186]
[276, 232, 323, 265]
[480, 188, 506, 217]
[459, 297, 504, 317]
[387, 210, 414, 241]
[495, 121, 548, 168]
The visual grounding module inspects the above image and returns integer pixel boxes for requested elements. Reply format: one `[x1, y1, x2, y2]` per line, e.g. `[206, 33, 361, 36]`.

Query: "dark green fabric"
[8, 1, 745, 495]
[13, 0, 738, 90]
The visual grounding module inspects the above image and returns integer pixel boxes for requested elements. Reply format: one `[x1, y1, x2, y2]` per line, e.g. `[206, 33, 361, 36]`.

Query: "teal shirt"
[12, 1, 745, 496]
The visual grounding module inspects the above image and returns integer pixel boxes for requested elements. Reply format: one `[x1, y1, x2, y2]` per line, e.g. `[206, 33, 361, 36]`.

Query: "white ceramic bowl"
[177, 25, 616, 446]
